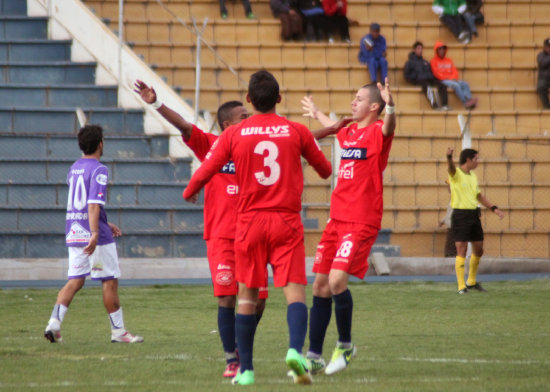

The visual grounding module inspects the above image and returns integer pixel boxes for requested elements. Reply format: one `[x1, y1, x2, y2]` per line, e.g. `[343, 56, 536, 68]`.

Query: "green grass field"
[1, 280, 549, 392]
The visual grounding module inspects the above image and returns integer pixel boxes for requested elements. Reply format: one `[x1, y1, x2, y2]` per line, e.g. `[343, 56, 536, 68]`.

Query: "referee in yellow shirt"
[446, 147, 505, 294]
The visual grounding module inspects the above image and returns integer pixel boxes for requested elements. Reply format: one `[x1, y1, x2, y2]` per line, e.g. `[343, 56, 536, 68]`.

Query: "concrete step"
[0, 17, 48, 39]
[0, 205, 204, 233]
[0, 157, 192, 182]
[0, 134, 169, 159]
[0, 106, 144, 133]
[0, 61, 96, 84]
[0, 181, 190, 207]
[0, 0, 27, 16]
[0, 84, 117, 108]
[0, 231, 206, 258]
[0, 40, 72, 62]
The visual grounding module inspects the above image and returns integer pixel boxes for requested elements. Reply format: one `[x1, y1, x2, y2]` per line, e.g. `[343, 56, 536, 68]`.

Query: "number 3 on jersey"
[254, 141, 280, 186]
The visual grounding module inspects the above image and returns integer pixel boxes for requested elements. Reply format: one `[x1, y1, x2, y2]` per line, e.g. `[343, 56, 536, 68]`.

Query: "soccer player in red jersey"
[301, 79, 395, 375]
[134, 80, 268, 378]
[183, 70, 346, 385]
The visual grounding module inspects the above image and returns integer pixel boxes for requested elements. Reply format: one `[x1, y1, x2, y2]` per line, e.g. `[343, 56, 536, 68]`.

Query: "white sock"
[109, 308, 125, 336]
[338, 341, 352, 349]
[306, 351, 321, 359]
[49, 304, 68, 325]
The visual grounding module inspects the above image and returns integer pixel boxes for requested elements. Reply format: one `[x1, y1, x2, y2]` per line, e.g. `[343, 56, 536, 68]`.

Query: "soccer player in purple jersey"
[44, 125, 143, 344]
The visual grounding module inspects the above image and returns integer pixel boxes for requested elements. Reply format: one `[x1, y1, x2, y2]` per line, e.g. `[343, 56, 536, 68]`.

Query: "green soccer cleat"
[231, 369, 255, 385]
[325, 343, 356, 375]
[246, 12, 256, 19]
[285, 348, 312, 384]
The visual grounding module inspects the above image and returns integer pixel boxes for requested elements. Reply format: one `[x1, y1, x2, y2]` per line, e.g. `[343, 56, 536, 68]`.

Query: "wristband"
[490, 205, 498, 212]
[151, 99, 162, 109]
[385, 105, 395, 114]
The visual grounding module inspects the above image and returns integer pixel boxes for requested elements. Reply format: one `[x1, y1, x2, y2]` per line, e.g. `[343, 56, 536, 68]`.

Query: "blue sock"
[235, 314, 257, 371]
[217, 306, 237, 363]
[333, 289, 353, 343]
[287, 302, 308, 353]
[308, 296, 332, 355]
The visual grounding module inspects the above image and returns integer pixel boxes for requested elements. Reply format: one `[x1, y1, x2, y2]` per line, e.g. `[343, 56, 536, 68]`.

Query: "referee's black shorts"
[451, 208, 484, 242]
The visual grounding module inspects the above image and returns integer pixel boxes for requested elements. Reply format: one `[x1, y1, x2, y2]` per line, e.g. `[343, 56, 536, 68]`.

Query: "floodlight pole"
[192, 17, 208, 124]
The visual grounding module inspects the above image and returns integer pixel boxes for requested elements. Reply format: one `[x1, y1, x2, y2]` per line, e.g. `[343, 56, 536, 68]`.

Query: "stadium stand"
[6, 0, 550, 259]
[0, 0, 206, 258]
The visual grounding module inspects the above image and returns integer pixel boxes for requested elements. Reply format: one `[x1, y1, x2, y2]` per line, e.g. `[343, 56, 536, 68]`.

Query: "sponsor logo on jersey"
[92, 263, 104, 272]
[96, 173, 108, 185]
[215, 271, 234, 286]
[341, 148, 367, 160]
[217, 264, 232, 270]
[66, 222, 91, 243]
[338, 161, 355, 180]
[66, 212, 88, 220]
[220, 161, 236, 174]
[97, 192, 104, 198]
[240, 125, 290, 137]
[343, 140, 358, 147]
[71, 169, 85, 175]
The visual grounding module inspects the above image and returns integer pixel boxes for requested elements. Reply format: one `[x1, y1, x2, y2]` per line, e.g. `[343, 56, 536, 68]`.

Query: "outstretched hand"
[377, 77, 394, 107]
[447, 147, 454, 157]
[134, 80, 157, 104]
[301, 95, 318, 119]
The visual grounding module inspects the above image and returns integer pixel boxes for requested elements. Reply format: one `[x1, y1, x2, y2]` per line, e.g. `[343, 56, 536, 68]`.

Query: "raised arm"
[378, 78, 396, 136]
[134, 80, 193, 140]
[446, 147, 456, 176]
[301, 95, 336, 127]
[310, 117, 353, 140]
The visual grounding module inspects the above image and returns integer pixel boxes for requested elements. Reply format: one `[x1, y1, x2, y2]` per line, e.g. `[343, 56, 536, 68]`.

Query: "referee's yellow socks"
[455, 256, 466, 290]
[466, 255, 481, 286]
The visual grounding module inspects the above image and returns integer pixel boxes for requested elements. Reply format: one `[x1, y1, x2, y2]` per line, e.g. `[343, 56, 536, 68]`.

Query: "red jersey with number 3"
[183, 113, 332, 213]
[184, 125, 238, 240]
[330, 120, 393, 228]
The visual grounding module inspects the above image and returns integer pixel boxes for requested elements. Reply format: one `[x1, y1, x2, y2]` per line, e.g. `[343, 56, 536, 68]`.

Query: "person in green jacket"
[432, 0, 470, 44]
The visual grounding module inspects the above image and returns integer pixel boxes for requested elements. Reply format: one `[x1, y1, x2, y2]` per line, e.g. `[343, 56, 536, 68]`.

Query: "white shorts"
[68, 243, 121, 281]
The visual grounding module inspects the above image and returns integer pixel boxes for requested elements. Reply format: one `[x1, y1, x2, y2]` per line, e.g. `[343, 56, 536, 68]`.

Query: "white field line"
[399, 357, 550, 366]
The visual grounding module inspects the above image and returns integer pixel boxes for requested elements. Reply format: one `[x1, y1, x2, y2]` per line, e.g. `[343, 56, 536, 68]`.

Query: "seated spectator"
[219, 0, 255, 19]
[322, 0, 351, 43]
[537, 38, 550, 110]
[430, 41, 478, 109]
[404, 41, 450, 110]
[270, 0, 303, 41]
[463, 0, 484, 39]
[358, 23, 387, 83]
[432, 0, 470, 44]
[297, 0, 326, 41]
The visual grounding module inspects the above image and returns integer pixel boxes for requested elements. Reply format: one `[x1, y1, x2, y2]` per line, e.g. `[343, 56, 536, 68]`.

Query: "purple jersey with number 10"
[65, 158, 113, 247]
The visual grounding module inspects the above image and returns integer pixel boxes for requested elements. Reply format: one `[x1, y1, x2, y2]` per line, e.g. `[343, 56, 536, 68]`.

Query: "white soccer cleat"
[306, 356, 326, 375]
[325, 344, 357, 375]
[44, 319, 62, 343]
[111, 331, 144, 343]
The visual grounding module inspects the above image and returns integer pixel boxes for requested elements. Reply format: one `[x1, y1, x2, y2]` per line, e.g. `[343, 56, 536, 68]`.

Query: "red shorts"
[313, 219, 379, 279]
[235, 211, 307, 288]
[207, 238, 268, 299]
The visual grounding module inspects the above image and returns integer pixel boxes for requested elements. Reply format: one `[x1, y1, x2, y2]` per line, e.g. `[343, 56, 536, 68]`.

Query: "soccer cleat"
[457, 288, 469, 294]
[325, 344, 356, 375]
[223, 362, 239, 378]
[246, 12, 256, 19]
[466, 283, 487, 292]
[306, 356, 326, 375]
[231, 369, 255, 385]
[111, 331, 144, 343]
[285, 348, 312, 384]
[44, 325, 62, 343]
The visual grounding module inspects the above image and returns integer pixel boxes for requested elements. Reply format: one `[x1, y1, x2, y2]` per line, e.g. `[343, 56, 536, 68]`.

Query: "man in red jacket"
[430, 41, 478, 109]
[323, 0, 350, 42]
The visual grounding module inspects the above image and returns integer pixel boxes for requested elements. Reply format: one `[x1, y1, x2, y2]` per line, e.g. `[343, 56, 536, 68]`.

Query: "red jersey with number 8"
[330, 120, 393, 228]
[183, 113, 332, 213]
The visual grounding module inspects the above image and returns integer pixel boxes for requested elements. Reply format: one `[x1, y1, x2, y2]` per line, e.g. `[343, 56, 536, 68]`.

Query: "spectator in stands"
[432, 0, 470, 44]
[358, 23, 387, 83]
[463, 0, 484, 39]
[219, 0, 255, 19]
[270, 0, 303, 41]
[297, 0, 326, 41]
[431, 41, 478, 109]
[537, 38, 550, 110]
[322, 0, 351, 43]
[404, 41, 450, 110]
